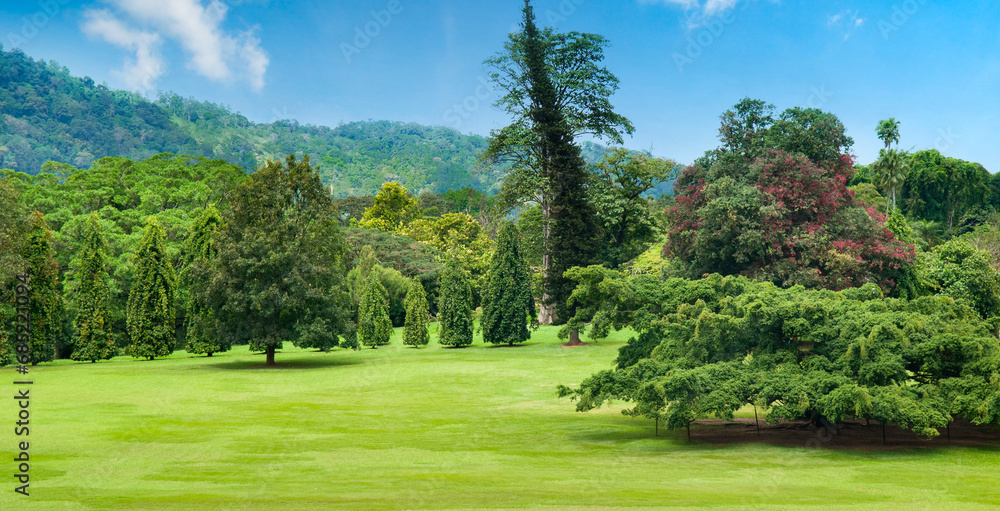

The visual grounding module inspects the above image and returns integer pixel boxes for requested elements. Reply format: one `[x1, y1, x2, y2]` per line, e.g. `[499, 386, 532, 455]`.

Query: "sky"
[3, 0, 999, 170]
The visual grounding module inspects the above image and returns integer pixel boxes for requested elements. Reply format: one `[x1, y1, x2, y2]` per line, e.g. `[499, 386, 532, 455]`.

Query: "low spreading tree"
[126, 217, 177, 360]
[70, 214, 117, 363]
[402, 279, 430, 347]
[438, 261, 474, 347]
[182, 205, 228, 356]
[358, 272, 392, 348]
[558, 270, 1000, 440]
[482, 223, 537, 345]
[23, 212, 63, 364]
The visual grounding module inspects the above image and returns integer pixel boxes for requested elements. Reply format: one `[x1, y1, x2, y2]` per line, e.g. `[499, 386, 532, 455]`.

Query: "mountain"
[0, 47, 505, 196]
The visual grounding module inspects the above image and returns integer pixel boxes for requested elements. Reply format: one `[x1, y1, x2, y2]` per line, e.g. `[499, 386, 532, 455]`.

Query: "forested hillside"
[1, 46, 583, 196]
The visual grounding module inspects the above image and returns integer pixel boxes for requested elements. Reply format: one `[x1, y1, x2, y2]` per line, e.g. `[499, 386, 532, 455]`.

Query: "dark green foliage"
[23, 211, 62, 364]
[482, 223, 536, 345]
[0, 181, 26, 365]
[915, 238, 1000, 320]
[403, 279, 431, 347]
[181, 205, 228, 356]
[342, 228, 444, 313]
[205, 155, 353, 364]
[125, 217, 176, 360]
[559, 271, 1000, 438]
[903, 149, 991, 230]
[438, 261, 474, 347]
[70, 214, 116, 362]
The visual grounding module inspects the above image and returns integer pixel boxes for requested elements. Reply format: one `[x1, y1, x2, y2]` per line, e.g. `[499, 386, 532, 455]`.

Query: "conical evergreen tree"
[71, 213, 116, 363]
[438, 261, 474, 347]
[126, 217, 176, 360]
[24, 211, 62, 364]
[482, 223, 536, 345]
[182, 205, 228, 356]
[358, 271, 392, 348]
[402, 278, 430, 347]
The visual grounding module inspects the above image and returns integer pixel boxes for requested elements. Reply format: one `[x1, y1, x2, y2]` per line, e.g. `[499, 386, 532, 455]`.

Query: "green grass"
[3, 325, 999, 510]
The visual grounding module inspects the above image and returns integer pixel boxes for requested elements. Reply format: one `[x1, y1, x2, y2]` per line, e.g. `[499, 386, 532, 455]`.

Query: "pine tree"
[126, 217, 177, 360]
[182, 205, 228, 356]
[482, 223, 537, 345]
[358, 271, 392, 348]
[438, 261, 474, 347]
[402, 278, 430, 347]
[71, 213, 116, 363]
[24, 212, 62, 364]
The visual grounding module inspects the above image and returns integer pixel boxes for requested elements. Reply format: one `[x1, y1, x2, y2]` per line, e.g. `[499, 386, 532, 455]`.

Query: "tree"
[665, 100, 914, 292]
[877, 118, 901, 149]
[873, 148, 910, 211]
[482, 223, 537, 345]
[23, 211, 62, 364]
[70, 213, 117, 363]
[590, 149, 678, 268]
[559, 272, 1000, 440]
[126, 217, 177, 360]
[353, 182, 421, 232]
[358, 272, 392, 348]
[205, 155, 354, 365]
[904, 150, 990, 230]
[402, 279, 430, 347]
[438, 261, 474, 347]
[182, 204, 228, 356]
[0, 180, 25, 280]
[405, 213, 495, 301]
[483, 0, 632, 323]
[719, 98, 774, 161]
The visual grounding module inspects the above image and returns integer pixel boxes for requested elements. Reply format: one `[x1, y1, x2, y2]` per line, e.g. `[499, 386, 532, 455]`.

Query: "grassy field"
[3, 325, 999, 510]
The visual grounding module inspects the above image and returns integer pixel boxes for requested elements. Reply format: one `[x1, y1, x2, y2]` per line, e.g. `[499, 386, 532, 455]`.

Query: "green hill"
[0, 47, 512, 196]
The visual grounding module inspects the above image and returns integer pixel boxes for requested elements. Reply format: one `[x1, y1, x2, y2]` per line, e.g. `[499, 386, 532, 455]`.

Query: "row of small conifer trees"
[357, 223, 537, 348]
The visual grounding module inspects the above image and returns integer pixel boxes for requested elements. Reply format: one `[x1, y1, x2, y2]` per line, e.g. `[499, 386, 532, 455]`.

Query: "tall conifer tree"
[520, 0, 601, 327]
[126, 217, 177, 360]
[24, 211, 62, 364]
[182, 205, 228, 356]
[438, 261, 474, 347]
[358, 272, 392, 348]
[71, 213, 116, 363]
[482, 223, 536, 345]
[402, 278, 430, 347]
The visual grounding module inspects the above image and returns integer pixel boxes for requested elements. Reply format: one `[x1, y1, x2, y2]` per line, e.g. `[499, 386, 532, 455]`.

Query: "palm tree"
[876, 118, 900, 149]
[873, 148, 909, 211]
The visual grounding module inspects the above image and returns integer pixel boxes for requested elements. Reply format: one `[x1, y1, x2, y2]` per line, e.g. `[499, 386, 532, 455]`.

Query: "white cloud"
[81, 9, 163, 91]
[828, 9, 864, 41]
[639, 0, 745, 28]
[82, 0, 268, 91]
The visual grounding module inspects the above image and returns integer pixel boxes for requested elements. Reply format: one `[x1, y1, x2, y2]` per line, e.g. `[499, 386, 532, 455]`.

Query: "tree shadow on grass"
[200, 355, 363, 371]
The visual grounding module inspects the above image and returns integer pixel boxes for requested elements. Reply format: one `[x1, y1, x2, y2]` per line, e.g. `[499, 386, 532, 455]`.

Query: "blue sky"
[3, 0, 999, 171]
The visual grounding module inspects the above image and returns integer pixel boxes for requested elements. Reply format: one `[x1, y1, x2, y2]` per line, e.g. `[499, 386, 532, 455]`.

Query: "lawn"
[3, 325, 999, 510]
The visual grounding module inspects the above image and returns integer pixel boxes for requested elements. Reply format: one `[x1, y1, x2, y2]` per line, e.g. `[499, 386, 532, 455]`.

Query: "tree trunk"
[265, 345, 276, 366]
[539, 199, 556, 325]
[882, 421, 886, 445]
[686, 422, 691, 442]
[564, 328, 584, 346]
[754, 405, 760, 436]
[655, 417, 658, 437]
